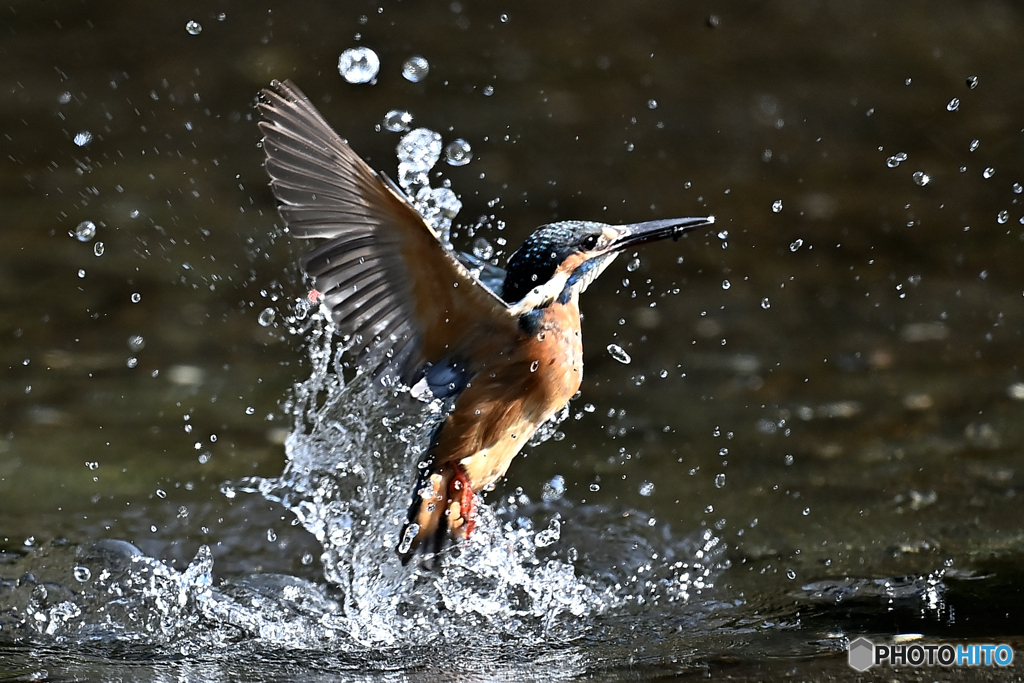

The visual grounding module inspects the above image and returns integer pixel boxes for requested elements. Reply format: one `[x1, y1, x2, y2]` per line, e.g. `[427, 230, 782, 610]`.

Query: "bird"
[257, 79, 715, 566]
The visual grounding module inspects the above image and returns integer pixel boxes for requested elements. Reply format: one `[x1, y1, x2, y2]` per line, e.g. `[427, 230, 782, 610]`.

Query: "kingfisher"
[258, 80, 714, 565]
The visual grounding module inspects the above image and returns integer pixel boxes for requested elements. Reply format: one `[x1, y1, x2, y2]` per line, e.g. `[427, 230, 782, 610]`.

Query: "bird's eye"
[580, 234, 599, 250]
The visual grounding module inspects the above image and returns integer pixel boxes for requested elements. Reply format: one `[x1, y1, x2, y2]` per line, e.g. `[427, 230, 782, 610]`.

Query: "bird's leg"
[447, 465, 477, 540]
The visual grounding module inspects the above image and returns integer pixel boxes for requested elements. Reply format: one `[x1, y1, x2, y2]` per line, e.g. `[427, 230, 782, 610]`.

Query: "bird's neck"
[517, 294, 580, 336]
[507, 270, 573, 316]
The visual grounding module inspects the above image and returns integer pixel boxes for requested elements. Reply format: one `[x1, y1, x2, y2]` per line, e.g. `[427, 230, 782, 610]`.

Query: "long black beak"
[610, 215, 716, 251]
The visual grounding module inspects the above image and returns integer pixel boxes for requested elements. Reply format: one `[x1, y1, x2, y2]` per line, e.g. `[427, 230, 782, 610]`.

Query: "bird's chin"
[576, 252, 618, 294]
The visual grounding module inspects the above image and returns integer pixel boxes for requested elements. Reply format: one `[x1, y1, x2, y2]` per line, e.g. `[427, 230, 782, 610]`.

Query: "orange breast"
[432, 299, 584, 490]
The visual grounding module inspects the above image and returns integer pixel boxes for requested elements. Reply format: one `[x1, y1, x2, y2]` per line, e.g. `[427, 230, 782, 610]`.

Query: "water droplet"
[383, 109, 412, 132]
[997, 210, 1009, 224]
[185, 20, 202, 35]
[155, 489, 167, 499]
[396, 128, 443, 185]
[397, 523, 419, 554]
[499, 13, 509, 23]
[983, 167, 995, 179]
[969, 139, 980, 152]
[401, 55, 430, 83]
[85, 461, 98, 470]
[530, 360, 539, 372]
[58, 91, 72, 104]
[258, 307, 276, 326]
[73, 566, 91, 582]
[946, 97, 960, 112]
[912, 171, 930, 186]
[73, 220, 96, 242]
[589, 483, 600, 492]
[647, 99, 658, 109]
[1014, 183, 1023, 194]
[966, 75, 978, 89]
[93, 241, 105, 256]
[639, 481, 655, 497]
[77, 269, 86, 279]
[626, 257, 641, 272]
[534, 517, 560, 547]
[721, 279, 731, 290]
[784, 453, 795, 466]
[761, 297, 771, 309]
[245, 406, 256, 415]
[885, 151, 908, 168]
[411, 186, 461, 232]
[338, 47, 380, 84]
[607, 343, 631, 364]
[127, 335, 145, 352]
[471, 237, 494, 260]
[130, 292, 141, 303]
[718, 447, 729, 457]
[444, 139, 473, 166]
[802, 507, 810, 516]
[786, 568, 797, 580]
[771, 199, 783, 213]
[714, 473, 726, 488]
[266, 529, 277, 542]
[74, 130, 93, 147]
[789, 239, 804, 252]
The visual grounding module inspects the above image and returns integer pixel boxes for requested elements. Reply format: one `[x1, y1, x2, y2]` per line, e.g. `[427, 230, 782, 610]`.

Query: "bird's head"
[502, 216, 715, 310]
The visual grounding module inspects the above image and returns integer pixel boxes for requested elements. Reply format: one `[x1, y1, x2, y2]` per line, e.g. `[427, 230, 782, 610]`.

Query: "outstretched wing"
[258, 80, 516, 385]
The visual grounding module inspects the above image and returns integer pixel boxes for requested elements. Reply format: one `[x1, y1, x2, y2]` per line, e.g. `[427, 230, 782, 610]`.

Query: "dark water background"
[2, 1, 1024, 679]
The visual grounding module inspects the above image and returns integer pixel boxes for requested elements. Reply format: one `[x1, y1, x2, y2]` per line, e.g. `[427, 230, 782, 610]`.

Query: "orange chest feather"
[432, 300, 585, 480]
[515, 302, 584, 413]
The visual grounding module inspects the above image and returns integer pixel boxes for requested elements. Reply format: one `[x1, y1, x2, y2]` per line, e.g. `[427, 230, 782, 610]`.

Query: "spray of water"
[0, 128, 731, 670]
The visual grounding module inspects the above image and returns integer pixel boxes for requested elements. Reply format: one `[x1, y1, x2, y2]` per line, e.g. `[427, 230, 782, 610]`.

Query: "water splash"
[0, 126, 731, 672]
[232, 306, 605, 647]
[0, 292, 726, 666]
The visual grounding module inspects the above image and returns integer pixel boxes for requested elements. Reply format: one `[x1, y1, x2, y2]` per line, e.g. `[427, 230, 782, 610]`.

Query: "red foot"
[452, 466, 477, 538]
[307, 288, 322, 303]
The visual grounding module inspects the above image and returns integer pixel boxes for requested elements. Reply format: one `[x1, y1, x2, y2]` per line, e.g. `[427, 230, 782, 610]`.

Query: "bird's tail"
[397, 460, 476, 566]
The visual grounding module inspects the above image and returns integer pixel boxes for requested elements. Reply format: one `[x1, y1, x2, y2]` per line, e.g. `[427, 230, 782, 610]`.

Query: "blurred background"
[2, 0, 1024, 678]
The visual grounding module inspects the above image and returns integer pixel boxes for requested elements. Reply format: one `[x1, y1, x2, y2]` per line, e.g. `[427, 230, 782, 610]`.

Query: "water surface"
[2, 1, 1024, 679]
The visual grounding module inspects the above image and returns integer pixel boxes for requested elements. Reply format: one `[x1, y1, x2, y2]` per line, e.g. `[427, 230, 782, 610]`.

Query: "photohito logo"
[848, 637, 1014, 671]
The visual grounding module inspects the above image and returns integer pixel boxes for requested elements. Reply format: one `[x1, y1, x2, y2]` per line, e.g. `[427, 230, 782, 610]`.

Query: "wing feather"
[258, 80, 517, 384]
